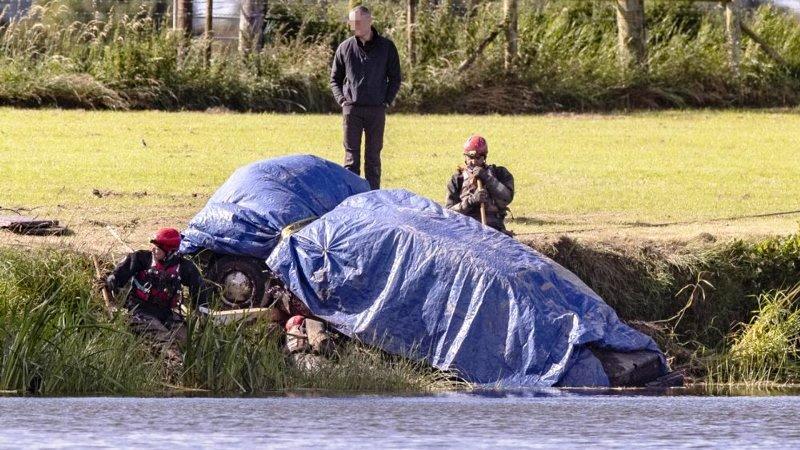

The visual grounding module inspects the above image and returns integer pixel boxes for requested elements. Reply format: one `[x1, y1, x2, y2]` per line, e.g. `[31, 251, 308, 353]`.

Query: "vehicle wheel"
[207, 256, 269, 309]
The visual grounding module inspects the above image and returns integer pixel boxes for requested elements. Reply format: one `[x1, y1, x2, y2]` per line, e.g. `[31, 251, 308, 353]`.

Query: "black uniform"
[107, 250, 209, 324]
[330, 27, 402, 190]
[445, 165, 515, 232]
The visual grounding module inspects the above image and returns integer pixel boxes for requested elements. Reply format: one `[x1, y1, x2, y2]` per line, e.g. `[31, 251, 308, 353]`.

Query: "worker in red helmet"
[100, 228, 210, 345]
[445, 135, 515, 232]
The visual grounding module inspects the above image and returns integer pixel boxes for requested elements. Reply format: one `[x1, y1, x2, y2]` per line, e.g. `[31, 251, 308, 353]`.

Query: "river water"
[1, 390, 799, 448]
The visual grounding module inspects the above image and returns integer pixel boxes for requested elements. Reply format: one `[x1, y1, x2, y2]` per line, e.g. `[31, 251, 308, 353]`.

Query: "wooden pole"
[742, 23, 789, 67]
[458, 26, 501, 73]
[174, 0, 192, 36]
[615, 0, 647, 70]
[239, 0, 265, 55]
[407, 0, 417, 66]
[476, 179, 487, 226]
[91, 256, 115, 319]
[204, 0, 213, 66]
[725, 0, 742, 75]
[503, 0, 518, 70]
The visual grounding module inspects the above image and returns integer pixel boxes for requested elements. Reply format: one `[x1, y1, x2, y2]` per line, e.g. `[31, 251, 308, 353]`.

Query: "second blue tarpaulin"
[267, 189, 667, 387]
[180, 154, 370, 258]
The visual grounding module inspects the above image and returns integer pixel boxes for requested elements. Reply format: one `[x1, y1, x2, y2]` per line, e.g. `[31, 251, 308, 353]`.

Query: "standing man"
[446, 135, 515, 233]
[330, 5, 402, 190]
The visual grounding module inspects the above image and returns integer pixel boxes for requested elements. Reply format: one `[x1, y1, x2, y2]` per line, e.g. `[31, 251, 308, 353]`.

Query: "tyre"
[207, 256, 270, 309]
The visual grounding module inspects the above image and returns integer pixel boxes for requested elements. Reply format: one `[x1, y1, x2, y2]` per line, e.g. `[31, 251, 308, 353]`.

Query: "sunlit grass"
[2, 108, 800, 235]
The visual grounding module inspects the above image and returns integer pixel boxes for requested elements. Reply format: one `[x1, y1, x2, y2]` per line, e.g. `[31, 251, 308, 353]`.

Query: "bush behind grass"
[3, 1, 800, 112]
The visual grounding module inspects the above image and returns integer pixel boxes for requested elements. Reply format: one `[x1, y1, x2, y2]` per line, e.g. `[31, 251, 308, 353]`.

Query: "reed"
[706, 284, 800, 385]
[0, 248, 446, 395]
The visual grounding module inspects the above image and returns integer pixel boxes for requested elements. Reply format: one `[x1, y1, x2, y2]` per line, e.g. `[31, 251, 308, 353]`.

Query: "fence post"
[503, 0, 517, 70]
[615, 0, 647, 70]
[239, 0, 265, 55]
[407, 0, 417, 66]
[204, 0, 213, 66]
[725, 0, 742, 75]
[174, 0, 193, 36]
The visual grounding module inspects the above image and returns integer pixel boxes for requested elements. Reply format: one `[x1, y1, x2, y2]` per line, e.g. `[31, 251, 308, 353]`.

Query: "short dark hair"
[351, 5, 371, 17]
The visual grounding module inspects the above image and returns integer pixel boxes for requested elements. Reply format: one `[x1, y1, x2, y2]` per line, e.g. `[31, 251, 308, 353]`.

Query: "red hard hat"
[463, 135, 488, 157]
[150, 227, 182, 252]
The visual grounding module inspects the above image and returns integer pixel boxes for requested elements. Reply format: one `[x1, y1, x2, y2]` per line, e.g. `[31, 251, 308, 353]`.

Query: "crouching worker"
[446, 135, 515, 232]
[99, 228, 210, 346]
[267, 285, 337, 358]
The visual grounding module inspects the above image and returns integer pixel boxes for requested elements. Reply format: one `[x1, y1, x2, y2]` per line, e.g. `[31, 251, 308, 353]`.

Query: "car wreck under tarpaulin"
[180, 154, 370, 258]
[267, 189, 669, 387]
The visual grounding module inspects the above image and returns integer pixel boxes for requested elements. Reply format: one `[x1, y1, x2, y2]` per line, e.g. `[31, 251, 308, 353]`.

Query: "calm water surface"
[1, 391, 799, 448]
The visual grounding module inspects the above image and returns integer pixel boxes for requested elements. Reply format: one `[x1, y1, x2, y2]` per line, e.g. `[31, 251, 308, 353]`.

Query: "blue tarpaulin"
[180, 155, 370, 258]
[267, 189, 667, 387]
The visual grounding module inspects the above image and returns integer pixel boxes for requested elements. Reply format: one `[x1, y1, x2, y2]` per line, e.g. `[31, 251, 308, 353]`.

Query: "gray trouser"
[342, 105, 386, 190]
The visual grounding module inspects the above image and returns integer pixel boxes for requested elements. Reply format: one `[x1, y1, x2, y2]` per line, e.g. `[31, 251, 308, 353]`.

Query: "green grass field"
[2, 108, 800, 247]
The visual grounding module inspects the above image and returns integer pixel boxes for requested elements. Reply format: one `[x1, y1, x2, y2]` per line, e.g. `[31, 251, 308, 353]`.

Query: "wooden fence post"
[615, 0, 647, 70]
[174, 0, 192, 36]
[239, 0, 265, 55]
[725, 0, 742, 75]
[503, 0, 517, 70]
[407, 0, 417, 66]
[204, 0, 213, 66]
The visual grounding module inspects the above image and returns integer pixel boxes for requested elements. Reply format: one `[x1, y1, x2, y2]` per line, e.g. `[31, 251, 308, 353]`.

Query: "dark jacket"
[330, 27, 402, 110]
[107, 250, 210, 321]
[446, 165, 515, 231]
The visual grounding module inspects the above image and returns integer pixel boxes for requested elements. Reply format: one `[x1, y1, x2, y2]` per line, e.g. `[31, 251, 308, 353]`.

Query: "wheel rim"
[221, 271, 254, 307]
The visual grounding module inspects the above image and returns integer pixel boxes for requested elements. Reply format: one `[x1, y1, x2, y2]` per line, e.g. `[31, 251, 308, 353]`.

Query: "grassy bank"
[524, 233, 800, 384]
[2, 232, 800, 393]
[3, 108, 800, 245]
[2, 1, 800, 113]
[0, 248, 447, 395]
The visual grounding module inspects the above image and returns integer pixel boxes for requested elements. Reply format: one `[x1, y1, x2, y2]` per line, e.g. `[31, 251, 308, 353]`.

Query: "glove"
[468, 166, 488, 182]
[93, 274, 114, 293]
[463, 188, 488, 208]
[92, 276, 108, 293]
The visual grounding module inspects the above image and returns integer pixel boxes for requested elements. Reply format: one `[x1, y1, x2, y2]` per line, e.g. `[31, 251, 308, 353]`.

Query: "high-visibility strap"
[280, 216, 317, 239]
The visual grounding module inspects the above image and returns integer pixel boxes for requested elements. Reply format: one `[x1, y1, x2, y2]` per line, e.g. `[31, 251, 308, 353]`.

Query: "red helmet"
[463, 135, 488, 158]
[150, 227, 182, 252]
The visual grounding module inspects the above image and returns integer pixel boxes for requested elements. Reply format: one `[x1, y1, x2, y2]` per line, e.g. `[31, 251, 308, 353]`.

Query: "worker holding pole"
[445, 135, 515, 233]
